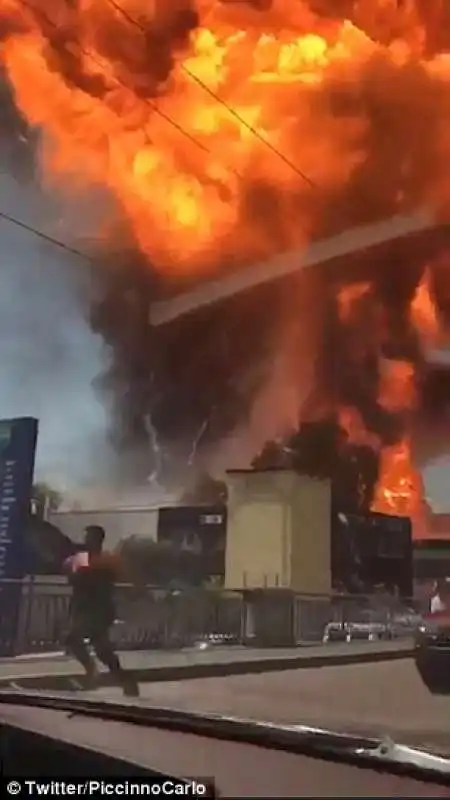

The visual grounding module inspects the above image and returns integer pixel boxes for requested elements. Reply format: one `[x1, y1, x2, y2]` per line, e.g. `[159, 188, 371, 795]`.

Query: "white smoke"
[0, 170, 113, 489]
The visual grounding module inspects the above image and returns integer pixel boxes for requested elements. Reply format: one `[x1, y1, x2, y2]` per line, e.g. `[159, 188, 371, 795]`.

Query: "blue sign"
[0, 417, 38, 654]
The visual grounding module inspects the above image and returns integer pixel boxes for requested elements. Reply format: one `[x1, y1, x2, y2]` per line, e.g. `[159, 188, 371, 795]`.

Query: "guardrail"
[0, 578, 423, 656]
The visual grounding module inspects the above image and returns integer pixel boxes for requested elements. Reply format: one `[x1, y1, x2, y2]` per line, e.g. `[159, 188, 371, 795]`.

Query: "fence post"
[15, 575, 35, 655]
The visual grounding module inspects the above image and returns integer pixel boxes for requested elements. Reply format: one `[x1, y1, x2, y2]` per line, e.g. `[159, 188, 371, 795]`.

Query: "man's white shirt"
[430, 594, 447, 613]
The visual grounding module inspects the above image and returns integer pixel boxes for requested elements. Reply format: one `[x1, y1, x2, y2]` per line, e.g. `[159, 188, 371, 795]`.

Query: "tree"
[252, 439, 289, 470]
[24, 518, 75, 574]
[252, 420, 381, 512]
[115, 535, 207, 587]
[180, 470, 228, 505]
[32, 482, 63, 516]
[252, 421, 341, 478]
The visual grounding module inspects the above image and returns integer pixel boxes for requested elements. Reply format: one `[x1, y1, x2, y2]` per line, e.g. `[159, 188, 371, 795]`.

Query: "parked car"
[389, 608, 422, 638]
[323, 614, 391, 643]
[323, 604, 422, 644]
[322, 621, 350, 642]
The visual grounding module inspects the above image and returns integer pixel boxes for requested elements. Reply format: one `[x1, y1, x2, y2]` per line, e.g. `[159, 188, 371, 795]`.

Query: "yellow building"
[224, 468, 332, 594]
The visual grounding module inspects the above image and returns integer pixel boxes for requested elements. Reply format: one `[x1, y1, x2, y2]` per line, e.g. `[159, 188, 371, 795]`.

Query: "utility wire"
[0, 0, 319, 261]
[0, 206, 91, 261]
[0, 1, 246, 264]
[106, 0, 317, 189]
[13, 0, 316, 188]
[16, 0, 221, 163]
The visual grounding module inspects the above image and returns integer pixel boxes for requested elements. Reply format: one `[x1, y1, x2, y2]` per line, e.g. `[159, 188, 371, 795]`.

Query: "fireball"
[2, 1, 450, 533]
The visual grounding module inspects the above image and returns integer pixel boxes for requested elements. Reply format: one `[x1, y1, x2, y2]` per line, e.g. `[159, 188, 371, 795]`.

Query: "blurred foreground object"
[25, 517, 78, 573]
[414, 609, 450, 694]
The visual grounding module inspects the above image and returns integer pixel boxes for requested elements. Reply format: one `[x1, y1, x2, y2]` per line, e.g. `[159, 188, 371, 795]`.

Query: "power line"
[0, 0, 319, 262]
[106, 0, 317, 189]
[0, 206, 91, 261]
[0, 1, 246, 264]
[13, 0, 315, 190]
[16, 0, 221, 163]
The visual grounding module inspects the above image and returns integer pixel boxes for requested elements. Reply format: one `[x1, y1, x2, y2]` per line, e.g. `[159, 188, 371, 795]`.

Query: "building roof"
[149, 210, 439, 326]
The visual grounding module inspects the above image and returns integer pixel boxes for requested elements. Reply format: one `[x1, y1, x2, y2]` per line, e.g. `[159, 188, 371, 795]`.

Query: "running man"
[63, 525, 139, 697]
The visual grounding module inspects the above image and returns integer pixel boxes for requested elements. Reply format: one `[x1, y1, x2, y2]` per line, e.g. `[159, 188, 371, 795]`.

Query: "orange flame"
[337, 282, 371, 323]
[1, 1, 442, 274]
[378, 359, 417, 413]
[373, 268, 441, 526]
[338, 258, 442, 530]
[410, 267, 440, 345]
[1, 1, 450, 529]
[338, 406, 380, 451]
[372, 437, 425, 520]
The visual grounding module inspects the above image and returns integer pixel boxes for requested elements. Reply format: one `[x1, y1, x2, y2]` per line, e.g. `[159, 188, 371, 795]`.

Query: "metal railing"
[0, 578, 420, 656]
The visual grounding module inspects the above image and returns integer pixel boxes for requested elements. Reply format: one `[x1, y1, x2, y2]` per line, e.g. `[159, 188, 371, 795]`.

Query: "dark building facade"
[157, 505, 227, 581]
[413, 539, 450, 581]
[331, 509, 413, 598]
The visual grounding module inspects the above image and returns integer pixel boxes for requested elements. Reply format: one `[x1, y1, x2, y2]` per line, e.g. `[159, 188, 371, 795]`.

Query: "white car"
[322, 619, 391, 643]
[389, 609, 422, 637]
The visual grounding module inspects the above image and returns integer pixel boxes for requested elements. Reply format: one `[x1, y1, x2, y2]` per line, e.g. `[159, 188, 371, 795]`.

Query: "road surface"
[0, 640, 411, 687]
[85, 658, 450, 755]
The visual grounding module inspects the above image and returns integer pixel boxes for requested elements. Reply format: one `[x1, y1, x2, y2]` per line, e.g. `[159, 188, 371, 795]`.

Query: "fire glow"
[2, 1, 450, 532]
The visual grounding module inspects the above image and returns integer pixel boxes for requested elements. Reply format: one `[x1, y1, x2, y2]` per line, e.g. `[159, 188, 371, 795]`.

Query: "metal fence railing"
[0, 578, 421, 656]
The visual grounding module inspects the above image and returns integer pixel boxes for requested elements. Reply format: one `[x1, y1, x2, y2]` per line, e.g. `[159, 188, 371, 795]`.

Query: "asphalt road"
[85, 658, 450, 755]
[0, 640, 411, 684]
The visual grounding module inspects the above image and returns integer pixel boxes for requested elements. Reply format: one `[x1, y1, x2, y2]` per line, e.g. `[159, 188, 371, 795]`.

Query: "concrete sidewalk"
[0, 640, 414, 692]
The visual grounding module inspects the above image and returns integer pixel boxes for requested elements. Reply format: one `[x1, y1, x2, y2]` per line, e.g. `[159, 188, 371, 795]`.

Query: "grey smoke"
[0, 170, 113, 489]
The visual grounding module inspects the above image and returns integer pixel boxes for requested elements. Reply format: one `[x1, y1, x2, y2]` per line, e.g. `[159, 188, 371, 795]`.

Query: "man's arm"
[63, 551, 89, 574]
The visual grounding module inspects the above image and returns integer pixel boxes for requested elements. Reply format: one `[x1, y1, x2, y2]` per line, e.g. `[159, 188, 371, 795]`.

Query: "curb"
[0, 645, 414, 693]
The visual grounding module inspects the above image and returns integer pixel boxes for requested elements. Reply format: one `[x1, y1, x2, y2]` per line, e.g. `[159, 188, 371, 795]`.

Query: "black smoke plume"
[0, 71, 36, 181]
[3, 78, 450, 501]
[3, 1, 450, 501]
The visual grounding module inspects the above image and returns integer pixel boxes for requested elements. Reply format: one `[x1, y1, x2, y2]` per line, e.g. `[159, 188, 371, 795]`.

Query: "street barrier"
[0, 577, 422, 656]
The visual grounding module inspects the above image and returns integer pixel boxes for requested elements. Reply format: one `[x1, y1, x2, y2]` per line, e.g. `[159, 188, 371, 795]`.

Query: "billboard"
[0, 417, 38, 655]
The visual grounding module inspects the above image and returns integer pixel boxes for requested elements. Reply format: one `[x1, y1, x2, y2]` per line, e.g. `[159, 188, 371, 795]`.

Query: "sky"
[0, 169, 449, 508]
[0, 170, 114, 490]
[423, 459, 450, 512]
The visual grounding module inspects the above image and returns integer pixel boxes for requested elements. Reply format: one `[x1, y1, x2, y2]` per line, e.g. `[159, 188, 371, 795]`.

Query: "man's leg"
[66, 617, 99, 687]
[91, 623, 139, 697]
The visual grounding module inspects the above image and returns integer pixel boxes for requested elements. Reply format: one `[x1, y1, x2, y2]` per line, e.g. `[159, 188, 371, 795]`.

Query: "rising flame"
[2, 1, 450, 528]
[372, 438, 425, 519]
[340, 267, 440, 532]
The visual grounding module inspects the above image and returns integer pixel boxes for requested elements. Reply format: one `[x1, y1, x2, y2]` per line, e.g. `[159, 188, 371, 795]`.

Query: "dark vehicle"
[415, 611, 450, 694]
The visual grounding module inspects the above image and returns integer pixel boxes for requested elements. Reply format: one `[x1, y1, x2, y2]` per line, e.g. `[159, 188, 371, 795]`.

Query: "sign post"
[0, 417, 38, 655]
